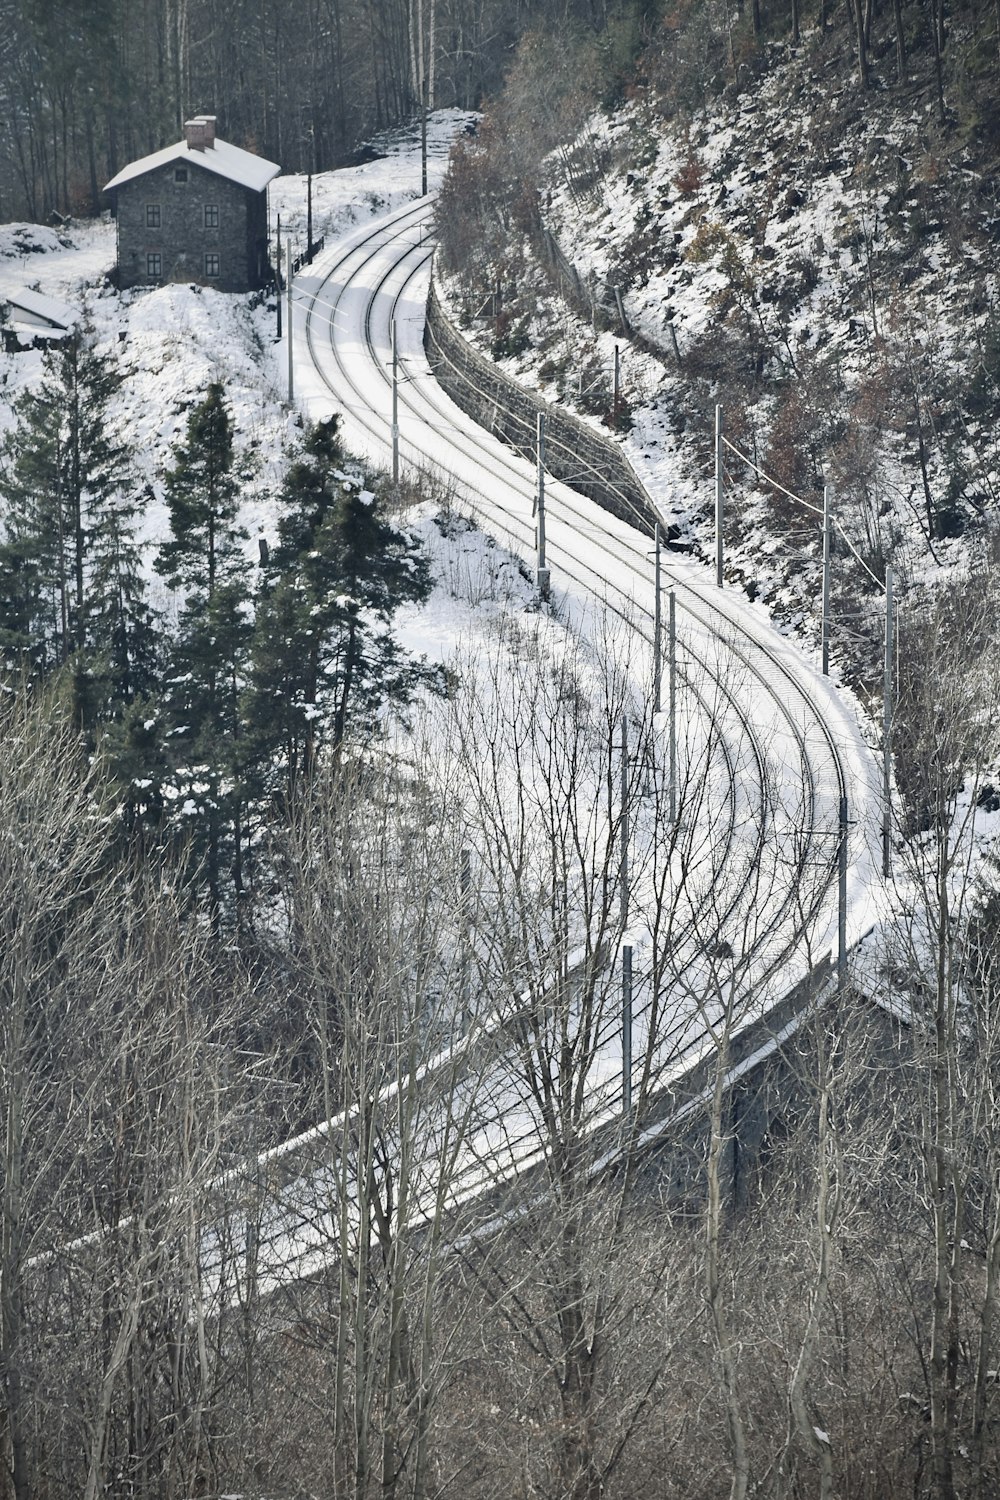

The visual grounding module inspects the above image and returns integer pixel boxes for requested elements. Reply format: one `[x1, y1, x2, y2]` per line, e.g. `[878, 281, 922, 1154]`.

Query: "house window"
[146, 204, 160, 227]
[203, 204, 219, 229]
[174, 167, 188, 183]
[146, 253, 161, 278]
[204, 253, 220, 278]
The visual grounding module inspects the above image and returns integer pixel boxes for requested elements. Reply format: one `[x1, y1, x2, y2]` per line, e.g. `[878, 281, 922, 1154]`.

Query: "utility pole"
[622, 944, 633, 1115]
[421, 80, 428, 196]
[821, 484, 832, 675]
[417, 0, 429, 197]
[391, 319, 399, 486]
[286, 257, 294, 405]
[669, 589, 677, 826]
[535, 412, 549, 600]
[613, 344, 620, 429]
[306, 170, 313, 262]
[882, 561, 894, 878]
[715, 405, 724, 588]
[275, 215, 282, 341]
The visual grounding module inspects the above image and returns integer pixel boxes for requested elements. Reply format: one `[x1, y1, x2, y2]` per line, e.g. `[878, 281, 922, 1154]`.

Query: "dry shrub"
[762, 381, 823, 523]
[673, 149, 706, 196]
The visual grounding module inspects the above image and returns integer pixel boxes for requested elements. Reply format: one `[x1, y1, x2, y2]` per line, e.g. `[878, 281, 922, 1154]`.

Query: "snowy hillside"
[437, 26, 1000, 699]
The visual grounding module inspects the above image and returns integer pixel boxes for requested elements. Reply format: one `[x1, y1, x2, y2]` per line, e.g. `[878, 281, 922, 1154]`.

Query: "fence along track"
[308, 220, 786, 1026]
[419, 257, 847, 963]
[311, 205, 851, 1026]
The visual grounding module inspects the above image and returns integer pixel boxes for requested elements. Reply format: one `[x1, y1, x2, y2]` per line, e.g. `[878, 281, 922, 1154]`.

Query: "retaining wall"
[424, 276, 658, 539]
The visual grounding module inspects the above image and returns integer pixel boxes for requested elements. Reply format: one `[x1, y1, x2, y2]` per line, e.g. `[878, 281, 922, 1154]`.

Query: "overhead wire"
[721, 433, 886, 592]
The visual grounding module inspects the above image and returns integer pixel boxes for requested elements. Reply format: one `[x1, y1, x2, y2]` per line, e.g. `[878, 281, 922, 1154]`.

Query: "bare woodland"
[0, 575, 998, 1498]
[0, 0, 636, 219]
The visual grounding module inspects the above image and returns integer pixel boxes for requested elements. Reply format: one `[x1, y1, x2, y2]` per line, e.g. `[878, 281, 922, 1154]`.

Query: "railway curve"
[219, 193, 892, 1289]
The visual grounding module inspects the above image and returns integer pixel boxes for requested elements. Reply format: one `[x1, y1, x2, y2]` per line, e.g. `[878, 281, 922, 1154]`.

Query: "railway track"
[213, 195, 886, 1291]
[296, 197, 880, 956]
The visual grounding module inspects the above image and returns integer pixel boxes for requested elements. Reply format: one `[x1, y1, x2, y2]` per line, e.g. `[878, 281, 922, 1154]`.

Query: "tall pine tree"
[85, 471, 159, 712]
[0, 324, 157, 714]
[245, 416, 441, 801]
[154, 381, 252, 924]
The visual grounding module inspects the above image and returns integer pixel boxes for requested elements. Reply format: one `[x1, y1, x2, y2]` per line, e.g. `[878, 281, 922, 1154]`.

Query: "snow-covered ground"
[294, 190, 888, 1023]
[437, 42, 1000, 701]
[0, 93, 945, 1053]
[0, 110, 474, 570]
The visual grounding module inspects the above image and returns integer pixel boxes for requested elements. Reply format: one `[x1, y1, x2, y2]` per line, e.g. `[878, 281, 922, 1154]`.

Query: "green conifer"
[154, 382, 252, 924]
[245, 416, 441, 800]
[0, 324, 157, 709]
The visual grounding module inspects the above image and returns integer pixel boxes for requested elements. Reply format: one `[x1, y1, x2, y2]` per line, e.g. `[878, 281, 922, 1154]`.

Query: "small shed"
[1, 288, 78, 352]
[104, 116, 280, 293]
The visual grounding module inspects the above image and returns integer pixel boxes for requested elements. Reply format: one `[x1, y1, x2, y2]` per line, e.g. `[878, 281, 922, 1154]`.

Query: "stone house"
[104, 116, 280, 292]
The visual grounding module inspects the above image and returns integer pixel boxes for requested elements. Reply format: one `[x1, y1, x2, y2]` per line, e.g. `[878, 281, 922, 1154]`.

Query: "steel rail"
[299, 207, 853, 953]
[300, 210, 781, 967]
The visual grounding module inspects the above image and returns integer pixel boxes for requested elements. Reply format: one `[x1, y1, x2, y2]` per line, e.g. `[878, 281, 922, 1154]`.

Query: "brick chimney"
[184, 118, 209, 151]
[199, 115, 217, 147]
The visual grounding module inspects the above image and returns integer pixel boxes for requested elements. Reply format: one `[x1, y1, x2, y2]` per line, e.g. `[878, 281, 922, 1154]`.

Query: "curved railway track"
[295, 198, 879, 973]
[215, 196, 888, 1289]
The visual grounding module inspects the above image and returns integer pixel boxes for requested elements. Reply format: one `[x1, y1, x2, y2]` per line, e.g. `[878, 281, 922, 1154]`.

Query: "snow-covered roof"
[104, 136, 280, 196]
[4, 322, 69, 345]
[2, 287, 77, 329]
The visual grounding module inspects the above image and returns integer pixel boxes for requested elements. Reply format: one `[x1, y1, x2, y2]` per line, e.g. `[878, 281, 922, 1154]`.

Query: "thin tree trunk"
[70, 347, 85, 651]
[972, 1200, 1000, 1493]
[82, 1260, 146, 1500]
[785, 1075, 837, 1500]
[851, 0, 870, 86]
[706, 1040, 749, 1500]
[333, 616, 358, 750]
[929, 860, 960, 1500]
[892, 0, 906, 82]
[1, 1067, 28, 1500]
[931, 0, 947, 123]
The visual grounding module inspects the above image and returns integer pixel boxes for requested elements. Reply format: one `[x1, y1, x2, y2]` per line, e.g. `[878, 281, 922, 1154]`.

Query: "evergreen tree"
[245, 416, 441, 800]
[319, 477, 438, 747]
[0, 364, 71, 671]
[155, 381, 246, 603]
[0, 325, 157, 711]
[85, 474, 160, 711]
[244, 570, 317, 800]
[154, 382, 252, 924]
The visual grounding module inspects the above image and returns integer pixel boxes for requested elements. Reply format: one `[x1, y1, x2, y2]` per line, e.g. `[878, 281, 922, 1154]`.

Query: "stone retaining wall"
[424, 276, 657, 538]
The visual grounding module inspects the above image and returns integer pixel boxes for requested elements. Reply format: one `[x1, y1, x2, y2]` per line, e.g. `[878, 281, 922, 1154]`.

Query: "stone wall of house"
[115, 160, 264, 293]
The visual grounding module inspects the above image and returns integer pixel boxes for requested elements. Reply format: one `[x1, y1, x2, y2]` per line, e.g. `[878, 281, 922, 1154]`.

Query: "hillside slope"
[437, 6, 1000, 708]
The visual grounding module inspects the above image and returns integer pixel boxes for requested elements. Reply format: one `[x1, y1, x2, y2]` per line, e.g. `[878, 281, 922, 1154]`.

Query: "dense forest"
[1, 1, 1000, 1498]
[0, 0, 649, 218]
